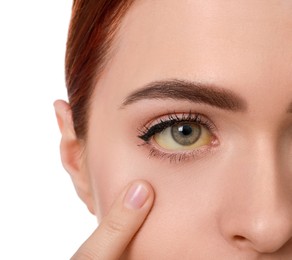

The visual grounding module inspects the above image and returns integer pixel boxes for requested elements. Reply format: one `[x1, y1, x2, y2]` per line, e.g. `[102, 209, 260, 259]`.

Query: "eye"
[154, 121, 212, 150]
[138, 112, 217, 157]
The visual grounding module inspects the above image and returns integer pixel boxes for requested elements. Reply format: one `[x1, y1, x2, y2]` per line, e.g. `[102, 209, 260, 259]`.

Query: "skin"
[55, 0, 292, 259]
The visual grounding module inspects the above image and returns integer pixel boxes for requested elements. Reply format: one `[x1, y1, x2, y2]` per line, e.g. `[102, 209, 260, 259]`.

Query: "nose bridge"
[220, 132, 292, 253]
[239, 132, 279, 208]
[250, 132, 279, 197]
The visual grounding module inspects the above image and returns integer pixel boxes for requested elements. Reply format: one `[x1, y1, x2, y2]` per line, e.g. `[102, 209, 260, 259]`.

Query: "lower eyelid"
[139, 135, 220, 163]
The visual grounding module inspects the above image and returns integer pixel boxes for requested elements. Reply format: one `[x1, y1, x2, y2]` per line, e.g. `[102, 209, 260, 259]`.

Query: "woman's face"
[81, 0, 292, 258]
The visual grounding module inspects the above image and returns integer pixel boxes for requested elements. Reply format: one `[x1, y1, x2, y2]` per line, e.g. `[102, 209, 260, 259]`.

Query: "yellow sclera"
[153, 123, 212, 151]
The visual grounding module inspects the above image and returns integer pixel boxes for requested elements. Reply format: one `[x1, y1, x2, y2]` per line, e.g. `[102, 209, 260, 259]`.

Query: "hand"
[71, 180, 155, 260]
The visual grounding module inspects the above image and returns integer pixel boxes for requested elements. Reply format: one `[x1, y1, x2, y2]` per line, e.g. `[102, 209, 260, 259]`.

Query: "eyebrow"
[121, 79, 248, 112]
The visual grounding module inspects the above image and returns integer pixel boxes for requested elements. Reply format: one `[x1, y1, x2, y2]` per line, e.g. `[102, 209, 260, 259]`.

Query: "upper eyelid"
[141, 112, 211, 128]
[137, 112, 217, 141]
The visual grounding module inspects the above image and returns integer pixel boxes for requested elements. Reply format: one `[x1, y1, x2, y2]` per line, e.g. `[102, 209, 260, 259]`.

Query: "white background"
[0, 1, 96, 259]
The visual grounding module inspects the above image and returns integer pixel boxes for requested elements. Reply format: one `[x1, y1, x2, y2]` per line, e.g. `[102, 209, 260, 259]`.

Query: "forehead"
[96, 0, 292, 111]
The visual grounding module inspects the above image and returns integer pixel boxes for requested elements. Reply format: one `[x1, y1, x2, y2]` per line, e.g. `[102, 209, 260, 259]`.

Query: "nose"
[219, 137, 292, 253]
[224, 208, 292, 253]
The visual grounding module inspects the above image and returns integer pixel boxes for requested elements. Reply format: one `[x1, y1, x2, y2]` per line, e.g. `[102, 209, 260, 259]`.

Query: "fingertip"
[124, 182, 147, 210]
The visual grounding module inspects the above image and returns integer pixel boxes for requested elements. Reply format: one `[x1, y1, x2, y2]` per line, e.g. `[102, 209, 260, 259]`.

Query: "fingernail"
[124, 183, 149, 210]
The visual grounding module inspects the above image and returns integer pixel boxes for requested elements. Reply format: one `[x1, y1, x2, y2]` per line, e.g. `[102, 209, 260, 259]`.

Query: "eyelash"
[137, 111, 219, 163]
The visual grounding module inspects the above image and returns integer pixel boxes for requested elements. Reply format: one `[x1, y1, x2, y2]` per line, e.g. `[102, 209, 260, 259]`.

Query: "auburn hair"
[65, 0, 134, 139]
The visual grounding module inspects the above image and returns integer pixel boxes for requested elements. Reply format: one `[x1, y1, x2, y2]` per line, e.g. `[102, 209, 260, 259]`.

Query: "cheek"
[85, 132, 233, 257]
[85, 133, 158, 219]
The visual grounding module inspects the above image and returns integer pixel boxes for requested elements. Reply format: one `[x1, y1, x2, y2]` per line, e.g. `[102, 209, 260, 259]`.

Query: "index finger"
[71, 180, 155, 260]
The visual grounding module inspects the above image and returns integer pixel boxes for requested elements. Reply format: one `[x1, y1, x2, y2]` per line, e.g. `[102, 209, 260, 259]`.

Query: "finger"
[71, 180, 155, 260]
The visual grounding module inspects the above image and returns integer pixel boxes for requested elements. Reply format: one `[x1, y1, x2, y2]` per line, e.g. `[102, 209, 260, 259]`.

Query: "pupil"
[178, 125, 192, 136]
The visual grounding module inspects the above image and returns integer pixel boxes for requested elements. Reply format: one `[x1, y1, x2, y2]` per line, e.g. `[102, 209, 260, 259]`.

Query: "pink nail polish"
[124, 183, 149, 209]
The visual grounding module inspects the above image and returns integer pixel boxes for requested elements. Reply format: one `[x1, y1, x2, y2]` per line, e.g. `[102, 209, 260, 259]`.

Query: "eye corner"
[138, 133, 148, 142]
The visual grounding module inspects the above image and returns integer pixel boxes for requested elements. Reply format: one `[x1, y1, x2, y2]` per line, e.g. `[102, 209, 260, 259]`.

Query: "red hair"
[65, 0, 134, 139]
